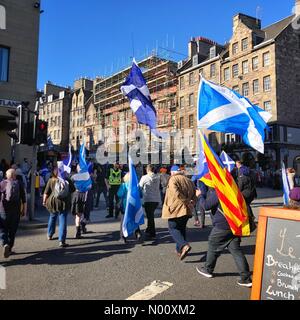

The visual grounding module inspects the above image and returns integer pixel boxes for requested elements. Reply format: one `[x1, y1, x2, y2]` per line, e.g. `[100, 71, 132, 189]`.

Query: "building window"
[0, 46, 9, 82]
[179, 117, 184, 129]
[224, 67, 230, 81]
[263, 76, 271, 92]
[180, 96, 185, 109]
[232, 42, 238, 55]
[263, 52, 271, 67]
[199, 68, 204, 79]
[188, 115, 194, 128]
[242, 60, 249, 74]
[232, 86, 239, 94]
[253, 79, 259, 95]
[0, 5, 6, 30]
[180, 76, 185, 90]
[189, 72, 195, 86]
[210, 63, 216, 77]
[252, 56, 259, 70]
[242, 38, 248, 51]
[242, 82, 249, 96]
[264, 101, 272, 113]
[189, 93, 194, 107]
[232, 64, 239, 78]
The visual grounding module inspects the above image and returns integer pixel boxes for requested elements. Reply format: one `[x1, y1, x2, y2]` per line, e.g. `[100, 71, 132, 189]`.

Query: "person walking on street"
[139, 164, 161, 240]
[159, 167, 170, 205]
[105, 163, 122, 219]
[237, 166, 257, 221]
[0, 169, 27, 258]
[194, 180, 208, 228]
[94, 165, 108, 210]
[162, 165, 197, 260]
[196, 187, 252, 287]
[117, 173, 142, 243]
[43, 165, 75, 247]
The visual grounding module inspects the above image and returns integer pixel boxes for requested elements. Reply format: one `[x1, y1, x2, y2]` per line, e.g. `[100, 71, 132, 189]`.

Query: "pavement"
[0, 188, 283, 300]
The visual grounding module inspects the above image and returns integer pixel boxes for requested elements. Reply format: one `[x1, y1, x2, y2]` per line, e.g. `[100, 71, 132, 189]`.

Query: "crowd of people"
[1, 155, 300, 289]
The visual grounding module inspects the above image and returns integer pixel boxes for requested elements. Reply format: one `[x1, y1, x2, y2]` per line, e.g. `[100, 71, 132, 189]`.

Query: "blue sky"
[37, 0, 296, 90]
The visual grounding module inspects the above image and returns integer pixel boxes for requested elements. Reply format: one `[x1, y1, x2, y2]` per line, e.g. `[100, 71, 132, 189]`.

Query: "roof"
[262, 15, 295, 42]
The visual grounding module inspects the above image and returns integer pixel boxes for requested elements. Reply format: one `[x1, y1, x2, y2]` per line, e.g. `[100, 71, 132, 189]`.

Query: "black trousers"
[0, 210, 21, 249]
[144, 202, 159, 237]
[205, 227, 251, 280]
[108, 185, 120, 216]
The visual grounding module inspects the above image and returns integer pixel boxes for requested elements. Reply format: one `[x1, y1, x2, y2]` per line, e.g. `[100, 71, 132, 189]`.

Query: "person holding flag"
[119, 157, 144, 243]
[71, 143, 93, 239]
[195, 130, 252, 287]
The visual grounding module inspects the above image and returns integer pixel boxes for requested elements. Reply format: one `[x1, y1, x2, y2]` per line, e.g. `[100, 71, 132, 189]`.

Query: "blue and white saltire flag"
[122, 157, 144, 238]
[197, 77, 272, 153]
[282, 162, 290, 206]
[47, 135, 54, 150]
[62, 145, 72, 174]
[121, 59, 166, 138]
[72, 143, 92, 192]
[220, 151, 235, 172]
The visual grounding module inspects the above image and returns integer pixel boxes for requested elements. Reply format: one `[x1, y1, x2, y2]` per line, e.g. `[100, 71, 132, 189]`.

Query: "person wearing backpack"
[0, 169, 26, 258]
[43, 165, 75, 248]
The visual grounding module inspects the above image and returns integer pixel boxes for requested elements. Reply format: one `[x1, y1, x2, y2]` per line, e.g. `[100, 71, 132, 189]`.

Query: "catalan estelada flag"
[199, 130, 250, 237]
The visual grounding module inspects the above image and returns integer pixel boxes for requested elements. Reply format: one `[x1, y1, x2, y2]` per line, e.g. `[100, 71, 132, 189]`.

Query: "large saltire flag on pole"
[197, 77, 272, 153]
[282, 162, 290, 206]
[122, 157, 144, 238]
[72, 143, 92, 192]
[199, 130, 250, 237]
[121, 59, 166, 138]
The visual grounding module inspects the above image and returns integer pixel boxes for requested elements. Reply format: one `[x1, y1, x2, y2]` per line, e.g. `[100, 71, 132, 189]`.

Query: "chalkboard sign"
[251, 207, 300, 300]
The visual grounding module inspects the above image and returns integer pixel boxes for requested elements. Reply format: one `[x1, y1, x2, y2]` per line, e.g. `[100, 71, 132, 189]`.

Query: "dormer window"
[242, 38, 248, 51]
[209, 46, 216, 59]
[232, 42, 238, 55]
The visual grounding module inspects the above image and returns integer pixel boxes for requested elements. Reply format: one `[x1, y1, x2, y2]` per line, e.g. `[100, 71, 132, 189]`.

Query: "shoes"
[75, 226, 82, 239]
[47, 235, 53, 241]
[237, 278, 252, 288]
[196, 266, 213, 278]
[120, 237, 127, 244]
[81, 222, 87, 234]
[3, 244, 11, 259]
[106, 214, 113, 218]
[180, 244, 191, 261]
[59, 242, 69, 248]
[135, 231, 143, 243]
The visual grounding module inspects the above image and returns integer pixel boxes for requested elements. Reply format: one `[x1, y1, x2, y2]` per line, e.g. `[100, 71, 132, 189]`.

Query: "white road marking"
[126, 280, 173, 300]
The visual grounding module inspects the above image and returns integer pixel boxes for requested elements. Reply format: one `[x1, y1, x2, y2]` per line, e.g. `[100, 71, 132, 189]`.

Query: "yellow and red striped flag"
[199, 130, 250, 237]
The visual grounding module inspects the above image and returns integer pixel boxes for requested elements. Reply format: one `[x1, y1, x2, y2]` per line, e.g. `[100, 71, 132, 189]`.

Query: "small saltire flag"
[199, 130, 250, 237]
[72, 143, 92, 192]
[62, 145, 72, 174]
[47, 135, 54, 150]
[40, 163, 50, 179]
[197, 77, 272, 153]
[192, 134, 214, 188]
[122, 157, 144, 238]
[121, 59, 166, 138]
[282, 162, 290, 206]
[220, 151, 235, 173]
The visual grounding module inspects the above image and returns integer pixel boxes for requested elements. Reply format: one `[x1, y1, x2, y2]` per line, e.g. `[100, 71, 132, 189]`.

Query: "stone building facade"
[0, 0, 40, 162]
[39, 82, 71, 151]
[178, 2, 300, 171]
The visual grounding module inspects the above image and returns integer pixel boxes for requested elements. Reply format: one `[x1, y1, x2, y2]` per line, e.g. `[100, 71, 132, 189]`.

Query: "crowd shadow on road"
[1, 231, 135, 268]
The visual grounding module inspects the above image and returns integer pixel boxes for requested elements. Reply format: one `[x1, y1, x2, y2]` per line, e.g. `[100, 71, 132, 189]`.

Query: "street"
[0, 188, 283, 300]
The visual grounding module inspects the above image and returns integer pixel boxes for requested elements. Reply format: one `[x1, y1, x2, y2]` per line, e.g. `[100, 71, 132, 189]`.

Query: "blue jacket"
[198, 188, 231, 231]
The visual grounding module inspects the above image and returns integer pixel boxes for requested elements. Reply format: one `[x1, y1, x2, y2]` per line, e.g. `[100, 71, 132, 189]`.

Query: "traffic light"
[7, 103, 27, 144]
[35, 119, 48, 145]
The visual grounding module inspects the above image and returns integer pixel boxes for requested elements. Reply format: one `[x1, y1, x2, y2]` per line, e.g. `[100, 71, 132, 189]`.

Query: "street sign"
[251, 207, 300, 300]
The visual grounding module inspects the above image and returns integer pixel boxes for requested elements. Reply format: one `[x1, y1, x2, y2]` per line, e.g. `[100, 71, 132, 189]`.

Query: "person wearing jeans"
[47, 211, 68, 244]
[139, 165, 161, 239]
[162, 166, 197, 260]
[196, 187, 252, 287]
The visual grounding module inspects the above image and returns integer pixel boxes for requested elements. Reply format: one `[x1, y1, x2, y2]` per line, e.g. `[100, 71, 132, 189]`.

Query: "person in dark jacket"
[237, 166, 257, 221]
[0, 169, 27, 258]
[195, 187, 252, 288]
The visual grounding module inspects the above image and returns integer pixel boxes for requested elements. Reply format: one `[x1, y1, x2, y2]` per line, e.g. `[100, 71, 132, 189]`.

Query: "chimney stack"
[295, 0, 300, 16]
